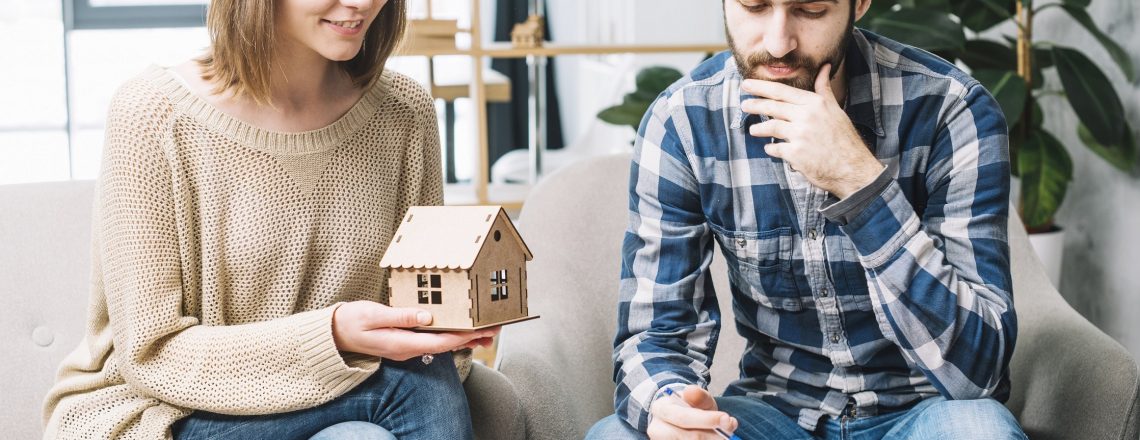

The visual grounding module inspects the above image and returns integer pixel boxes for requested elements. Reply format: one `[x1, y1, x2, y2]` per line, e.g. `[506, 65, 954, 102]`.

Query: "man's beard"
[726, 13, 854, 91]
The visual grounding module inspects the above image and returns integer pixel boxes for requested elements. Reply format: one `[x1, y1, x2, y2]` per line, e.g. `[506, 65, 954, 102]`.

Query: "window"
[417, 274, 442, 304]
[489, 269, 508, 301]
[1, 0, 463, 186]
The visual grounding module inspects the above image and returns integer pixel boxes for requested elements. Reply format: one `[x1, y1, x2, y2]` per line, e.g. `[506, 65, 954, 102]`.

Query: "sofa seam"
[1119, 362, 1140, 440]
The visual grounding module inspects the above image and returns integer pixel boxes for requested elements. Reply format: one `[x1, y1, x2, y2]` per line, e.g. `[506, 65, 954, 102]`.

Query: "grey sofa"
[497, 152, 1140, 440]
[0, 181, 524, 440]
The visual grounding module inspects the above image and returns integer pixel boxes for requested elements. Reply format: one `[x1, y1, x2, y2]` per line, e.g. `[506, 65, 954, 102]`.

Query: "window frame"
[490, 269, 508, 301]
[64, 0, 207, 31]
[416, 273, 443, 304]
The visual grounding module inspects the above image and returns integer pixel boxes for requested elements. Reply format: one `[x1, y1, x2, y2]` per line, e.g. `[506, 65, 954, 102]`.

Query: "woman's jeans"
[172, 352, 472, 440]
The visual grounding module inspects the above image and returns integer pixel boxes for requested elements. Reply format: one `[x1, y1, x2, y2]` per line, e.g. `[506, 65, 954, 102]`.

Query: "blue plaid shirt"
[614, 28, 1015, 432]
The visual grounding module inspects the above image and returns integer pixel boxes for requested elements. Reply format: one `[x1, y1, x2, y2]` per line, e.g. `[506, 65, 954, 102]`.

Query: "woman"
[41, 0, 496, 438]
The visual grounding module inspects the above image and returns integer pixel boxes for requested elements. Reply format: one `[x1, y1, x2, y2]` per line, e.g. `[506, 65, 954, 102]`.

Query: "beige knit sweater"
[42, 65, 463, 439]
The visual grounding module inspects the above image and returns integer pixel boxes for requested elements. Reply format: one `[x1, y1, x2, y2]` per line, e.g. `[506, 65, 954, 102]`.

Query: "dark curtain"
[488, 0, 565, 175]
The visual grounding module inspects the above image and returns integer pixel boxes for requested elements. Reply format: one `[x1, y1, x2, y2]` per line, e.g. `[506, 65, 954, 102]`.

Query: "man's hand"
[647, 385, 738, 440]
[741, 64, 885, 199]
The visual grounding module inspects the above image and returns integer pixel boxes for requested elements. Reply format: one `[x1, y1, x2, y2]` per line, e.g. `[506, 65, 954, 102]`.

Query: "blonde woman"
[41, 0, 496, 439]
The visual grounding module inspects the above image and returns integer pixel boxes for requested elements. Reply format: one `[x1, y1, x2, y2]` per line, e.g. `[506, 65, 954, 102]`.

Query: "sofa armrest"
[464, 362, 526, 440]
[497, 351, 593, 440]
[1007, 302, 1140, 440]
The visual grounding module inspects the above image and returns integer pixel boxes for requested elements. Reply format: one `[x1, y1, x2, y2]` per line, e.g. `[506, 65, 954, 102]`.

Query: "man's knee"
[586, 415, 646, 440]
[911, 398, 1026, 440]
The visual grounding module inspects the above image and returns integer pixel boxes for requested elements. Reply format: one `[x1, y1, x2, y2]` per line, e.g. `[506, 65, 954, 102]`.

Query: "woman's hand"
[332, 301, 499, 361]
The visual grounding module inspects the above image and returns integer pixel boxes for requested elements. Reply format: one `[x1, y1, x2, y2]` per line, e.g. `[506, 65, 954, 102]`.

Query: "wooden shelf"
[479, 42, 726, 58]
[431, 67, 511, 102]
[401, 42, 727, 58]
[411, 0, 725, 209]
[445, 182, 530, 210]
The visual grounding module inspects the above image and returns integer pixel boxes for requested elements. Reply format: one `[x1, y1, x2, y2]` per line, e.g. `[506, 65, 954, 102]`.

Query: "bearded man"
[588, 0, 1027, 438]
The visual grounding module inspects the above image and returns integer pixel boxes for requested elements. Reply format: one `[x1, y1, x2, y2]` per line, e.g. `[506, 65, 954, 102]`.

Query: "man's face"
[725, 0, 855, 91]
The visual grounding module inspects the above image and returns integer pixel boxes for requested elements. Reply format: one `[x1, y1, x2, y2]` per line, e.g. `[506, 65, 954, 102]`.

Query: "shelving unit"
[401, 0, 725, 210]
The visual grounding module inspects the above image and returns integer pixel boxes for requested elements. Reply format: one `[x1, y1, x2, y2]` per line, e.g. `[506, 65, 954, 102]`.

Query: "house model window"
[418, 274, 443, 304]
[490, 269, 508, 301]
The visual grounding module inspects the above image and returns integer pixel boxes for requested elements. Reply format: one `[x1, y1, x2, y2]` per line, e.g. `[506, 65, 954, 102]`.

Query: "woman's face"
[276, 0, 388, 62]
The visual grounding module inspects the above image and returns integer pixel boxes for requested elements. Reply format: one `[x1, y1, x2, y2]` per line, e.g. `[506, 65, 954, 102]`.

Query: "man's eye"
[799, 7, 827, 17]
[739, 1, 769, 12]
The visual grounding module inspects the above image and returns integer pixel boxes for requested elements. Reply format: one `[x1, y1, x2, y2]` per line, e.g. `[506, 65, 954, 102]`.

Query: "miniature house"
[510, 15, 544, 48]
[379, 205, 537, 331]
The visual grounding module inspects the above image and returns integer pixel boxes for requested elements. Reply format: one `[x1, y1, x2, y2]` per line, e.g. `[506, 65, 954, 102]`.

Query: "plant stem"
[1016, 0, 1035, 223]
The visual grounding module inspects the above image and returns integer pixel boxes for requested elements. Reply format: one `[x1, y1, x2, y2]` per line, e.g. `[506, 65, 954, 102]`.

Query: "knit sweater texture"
[42, 65, 460, 439]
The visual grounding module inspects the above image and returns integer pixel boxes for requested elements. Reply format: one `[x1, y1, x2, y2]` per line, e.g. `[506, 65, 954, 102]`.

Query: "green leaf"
[1052, 46, 1128, 147]
[859, 0, 899, 24]
[598, 105, 648, 131]
[869, 9, 966, 51]
[973, 69, 1028, 127]
[958, 39, 1045, 88]
[954, 0, 1015, 33]
[907, 0, 951, 10]
[635, 67, 683, 96]
[1062, 0, 1091, 8]
[1078, 121, 1138, 172]
[1019, 129, 1073, 228]
[1032, 43, 1054, 69]
[958, 40, 1016, 71]
[1059, 4, 1135, 81]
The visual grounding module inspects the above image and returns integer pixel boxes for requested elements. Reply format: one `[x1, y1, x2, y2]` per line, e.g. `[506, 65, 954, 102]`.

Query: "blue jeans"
[172, 352, 472, 440]
[587, 395, 1027, 440]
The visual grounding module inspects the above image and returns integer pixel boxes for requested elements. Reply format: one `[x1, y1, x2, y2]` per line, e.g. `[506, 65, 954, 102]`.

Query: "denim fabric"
[587, 395, 1026, 440]
[172, 352, 472, 440]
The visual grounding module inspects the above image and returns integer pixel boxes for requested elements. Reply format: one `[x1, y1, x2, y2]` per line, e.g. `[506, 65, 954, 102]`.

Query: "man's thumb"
[683, 385, 716, 410]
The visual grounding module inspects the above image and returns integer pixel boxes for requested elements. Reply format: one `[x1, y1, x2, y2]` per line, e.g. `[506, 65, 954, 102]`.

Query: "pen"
[662, 387, 742, 440]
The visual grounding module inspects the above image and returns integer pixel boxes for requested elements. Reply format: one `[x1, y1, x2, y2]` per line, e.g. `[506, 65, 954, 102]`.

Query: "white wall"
[546, 0, 725, 152]
[1030, 1, 1140, 359]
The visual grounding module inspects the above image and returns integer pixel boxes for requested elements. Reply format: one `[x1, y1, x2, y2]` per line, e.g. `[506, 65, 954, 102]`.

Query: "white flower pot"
[1027, 228, 1065, 288]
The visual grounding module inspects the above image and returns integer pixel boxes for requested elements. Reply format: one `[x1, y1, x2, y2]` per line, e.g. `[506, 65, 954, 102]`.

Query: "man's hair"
[196, 0, 407, 105]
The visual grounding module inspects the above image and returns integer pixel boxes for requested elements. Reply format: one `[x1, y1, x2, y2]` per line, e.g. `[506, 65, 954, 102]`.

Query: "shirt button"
[820, 288, 829, 298]
[737, 239, 747, 247]
[830, 333, 841, 343]
[809, 229, 818, 240]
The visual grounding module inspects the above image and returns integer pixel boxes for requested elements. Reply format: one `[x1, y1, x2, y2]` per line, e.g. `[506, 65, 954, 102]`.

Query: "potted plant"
[598, 66, 684, 133]
[860, 0, 1136, 286]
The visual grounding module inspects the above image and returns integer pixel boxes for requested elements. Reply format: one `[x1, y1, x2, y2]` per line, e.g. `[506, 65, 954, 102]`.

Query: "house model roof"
[379, 205, 533, 270]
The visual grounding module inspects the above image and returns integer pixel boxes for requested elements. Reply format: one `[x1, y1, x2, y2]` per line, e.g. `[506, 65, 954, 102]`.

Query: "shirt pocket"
[711, 225, 803, 312]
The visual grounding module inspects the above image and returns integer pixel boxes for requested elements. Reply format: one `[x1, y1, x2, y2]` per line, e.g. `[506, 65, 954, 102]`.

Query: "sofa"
[0, 180, 524, 440]
[6, 152, 1140, 440]
[496, 152, 1140, 440]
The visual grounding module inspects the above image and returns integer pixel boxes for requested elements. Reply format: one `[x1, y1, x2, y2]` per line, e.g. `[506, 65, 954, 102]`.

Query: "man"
[588, 0, 1026, 439]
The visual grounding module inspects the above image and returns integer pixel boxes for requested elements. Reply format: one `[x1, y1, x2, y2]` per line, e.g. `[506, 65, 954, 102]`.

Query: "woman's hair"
[196, 0, 407, 104]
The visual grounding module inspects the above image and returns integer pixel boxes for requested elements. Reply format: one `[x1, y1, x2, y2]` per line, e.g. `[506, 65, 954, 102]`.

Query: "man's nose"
[762, 10, 797, 59]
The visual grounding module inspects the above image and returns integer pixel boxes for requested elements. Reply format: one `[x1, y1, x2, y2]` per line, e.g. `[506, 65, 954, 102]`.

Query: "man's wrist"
[835, 160, 886, 200]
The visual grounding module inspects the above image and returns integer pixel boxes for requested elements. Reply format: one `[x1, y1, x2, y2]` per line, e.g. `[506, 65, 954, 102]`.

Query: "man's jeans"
[587, 395, 1028, 440]
[172, 352, 473, 440]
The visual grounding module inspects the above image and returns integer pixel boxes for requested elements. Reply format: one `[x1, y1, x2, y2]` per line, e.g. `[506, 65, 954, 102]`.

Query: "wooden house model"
[380, 206, 538, 331]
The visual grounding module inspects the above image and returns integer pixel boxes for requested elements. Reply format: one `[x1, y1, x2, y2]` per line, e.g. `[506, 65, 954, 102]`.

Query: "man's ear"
[854, 0, 873, 22]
